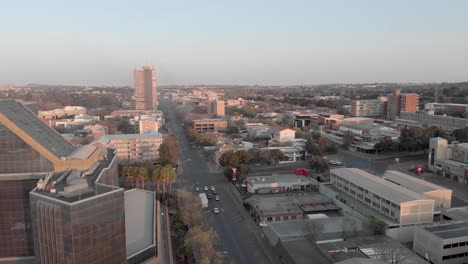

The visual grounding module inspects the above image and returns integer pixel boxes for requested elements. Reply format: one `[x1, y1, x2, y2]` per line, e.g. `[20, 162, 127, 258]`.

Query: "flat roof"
[245, 193, 338, 216]
[246, 174, 317, 185]
[192, 118, 226, 122]
[330, 168, 431, 204]
[268, 217, 344, 238]
[383, 170, 449, 194]
[32, 151, 120, 203]
[436, 159, 468, 168]
[66, 144, 99, 160]
[281, 238, 332, 264]
[424, 222, 468, 239]
[104, 131, 163, 140]
[444, 206, 468, 221]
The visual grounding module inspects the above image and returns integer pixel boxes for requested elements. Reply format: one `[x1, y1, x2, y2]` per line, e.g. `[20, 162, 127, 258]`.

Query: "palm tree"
[152, 165, 162, 195]
[138, 167, 149, 190]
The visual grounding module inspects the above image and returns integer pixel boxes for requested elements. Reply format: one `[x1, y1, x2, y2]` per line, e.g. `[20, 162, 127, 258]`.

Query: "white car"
[215, 196, 220, 201]
[213, 208, 219, 214]
[204, 186, 208, 191]
[210, 186, 215, 191]
[195, 187, 200, 192]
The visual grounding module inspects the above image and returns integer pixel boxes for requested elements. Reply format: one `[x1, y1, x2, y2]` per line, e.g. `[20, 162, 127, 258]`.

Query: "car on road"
[329, 160, 343, 166]
[210, 186, 215, 191]
[213, 208, 219, 214]
[215, 195, 220, 201]
[195, 186, 200, 192]
[212, 190, 217, 195]
[207, 194, 212, 199]
[204, 186, 208, 191]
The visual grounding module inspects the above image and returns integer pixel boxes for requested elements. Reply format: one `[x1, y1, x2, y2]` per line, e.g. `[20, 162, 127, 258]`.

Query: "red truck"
[295, 168, 310, 177]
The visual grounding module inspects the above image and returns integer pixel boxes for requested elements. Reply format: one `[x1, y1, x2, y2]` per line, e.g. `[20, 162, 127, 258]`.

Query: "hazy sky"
[1, 0, 467, 86]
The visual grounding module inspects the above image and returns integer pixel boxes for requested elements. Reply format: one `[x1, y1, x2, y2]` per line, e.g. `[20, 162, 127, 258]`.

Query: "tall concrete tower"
[134, 66, 157, 110]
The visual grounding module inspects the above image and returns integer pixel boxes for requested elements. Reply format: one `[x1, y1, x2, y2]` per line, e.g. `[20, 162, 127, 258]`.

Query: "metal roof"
[0, 100, 75, 157]
[424, 222, 468, 239]
[330, 168, 430, 204]
[383, 170, 449, 194]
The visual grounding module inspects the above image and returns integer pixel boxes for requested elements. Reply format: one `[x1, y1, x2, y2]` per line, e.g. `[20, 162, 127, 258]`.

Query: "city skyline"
[1, 0, 468, 86]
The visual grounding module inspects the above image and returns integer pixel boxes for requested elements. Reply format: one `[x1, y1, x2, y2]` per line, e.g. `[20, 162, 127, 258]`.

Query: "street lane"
[161, 100, 280, 264]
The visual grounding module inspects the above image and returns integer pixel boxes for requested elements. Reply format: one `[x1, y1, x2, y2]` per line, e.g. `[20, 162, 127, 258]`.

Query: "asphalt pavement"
[162, 100, 280, 264]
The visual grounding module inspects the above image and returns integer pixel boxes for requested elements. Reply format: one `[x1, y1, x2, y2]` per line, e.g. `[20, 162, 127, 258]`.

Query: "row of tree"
[121, 164, 177, 194]
[176, 188, 223, 264]
[185, 126, 216, 146]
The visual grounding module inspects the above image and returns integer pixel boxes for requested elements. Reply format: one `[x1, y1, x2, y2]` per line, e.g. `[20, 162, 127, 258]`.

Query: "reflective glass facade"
[0, 124, 53, 173]
[0, 179, 36, 258]
[30, 190, 127, 264]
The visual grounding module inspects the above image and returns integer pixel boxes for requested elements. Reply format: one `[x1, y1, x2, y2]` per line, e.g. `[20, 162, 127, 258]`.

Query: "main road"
[160, 100, 280, 264]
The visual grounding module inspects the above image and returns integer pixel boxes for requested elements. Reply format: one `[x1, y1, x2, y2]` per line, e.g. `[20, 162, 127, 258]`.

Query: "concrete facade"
[350, 98, 387, 117]
[192, 119, 228, 132]
[396, 111, 468, 132]
[429, 137, 468, 184]
[414, 222, 468, 264]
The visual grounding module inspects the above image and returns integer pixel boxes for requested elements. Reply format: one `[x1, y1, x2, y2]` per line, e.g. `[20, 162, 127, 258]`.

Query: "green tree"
[152, 165, 163, 194]
[158, 137, 181, 166]
[309, 155, 329, 173]
[270, 149, 285, 164]
[368, 217, 387, 235]
[342, 131, 354, 150]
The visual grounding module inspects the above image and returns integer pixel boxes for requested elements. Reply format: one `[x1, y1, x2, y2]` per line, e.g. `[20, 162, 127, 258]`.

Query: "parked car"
[207, 195, 212, 199]
[213, 208, 219, 214]
[204, 186, 208, 191]
[210, 186, 215, 191]
[212, 190, 217, 195]
[195, 186, 200, 192]
[215, 195, 220, 201]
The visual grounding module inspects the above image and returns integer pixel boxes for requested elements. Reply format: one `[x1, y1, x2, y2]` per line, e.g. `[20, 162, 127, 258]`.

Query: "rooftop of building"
[280, 237, 333, 264]
[424, 222, 468, 239]
[246, 174, 317, 186]
[444, 206, 468, 221]
[340, 123, 378, 130]
[0, 99, 75, 157]
[436, 159, 468, 168]
[103, 130, 163, 140]
[192, 118, 227, 122]
[383, 170, 449, 194]
[330, 168, 431, 204]
[267, 217, 345, 239]
[343, 117, 374, 122]
[336, 258, 386, 264]
[245, 193, 339, 216]
[31, 150, 119, 203]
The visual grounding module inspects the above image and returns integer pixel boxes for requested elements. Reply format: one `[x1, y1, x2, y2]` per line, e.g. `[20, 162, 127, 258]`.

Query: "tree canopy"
[158, 136, 181, 166]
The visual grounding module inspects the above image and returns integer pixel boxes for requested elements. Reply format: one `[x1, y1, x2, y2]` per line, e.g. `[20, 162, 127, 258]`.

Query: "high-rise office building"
[0, 100, 77, 261]
[350, 97, 387, 117]
[0, 100, 136, 264]
[134, 66, 157, 111]
[208, 100, 225, 117]
[386, 89, 419, 120]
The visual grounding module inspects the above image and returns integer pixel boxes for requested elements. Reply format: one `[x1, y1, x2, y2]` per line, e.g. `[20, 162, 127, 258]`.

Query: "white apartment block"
[396, 111, 468, 132]
[383, 170, 452, 211]
[330, 168, 434, 226]
[429, 137, 468, 184]
[350, 98, 386, 117]
[97, 131, 163, 162]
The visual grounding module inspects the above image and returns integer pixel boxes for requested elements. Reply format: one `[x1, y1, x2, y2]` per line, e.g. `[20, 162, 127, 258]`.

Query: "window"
[275, 217, 280, 221]
[283, 216, 289, 221]
[267, 217, 273, 222]
[443, 244, 451, 249]
[452, 243, 459, 248]
[291, 215, 297, 220]
[460, 242, 466, 246]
